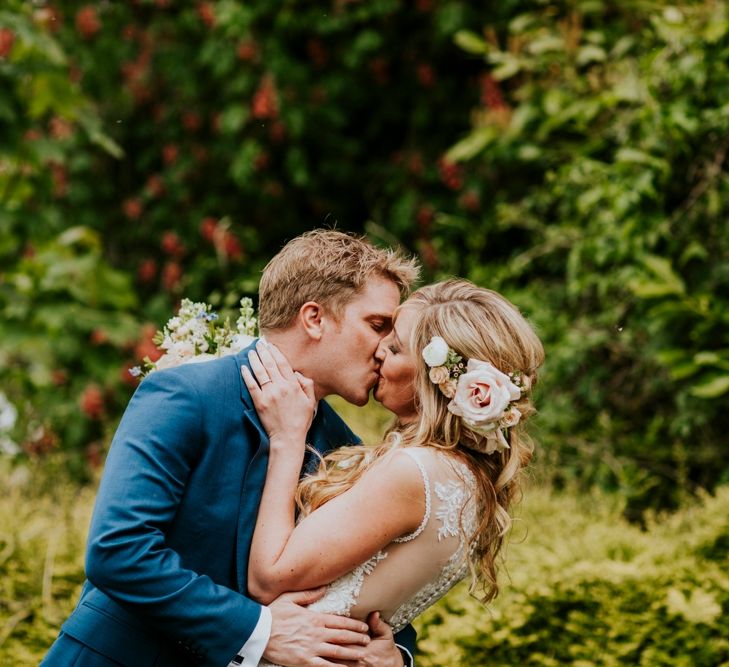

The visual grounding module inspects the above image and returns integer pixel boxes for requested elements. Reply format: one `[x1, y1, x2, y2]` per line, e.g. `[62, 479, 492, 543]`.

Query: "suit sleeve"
[395, 624, 417, 665]
[85, 369, 261, 666]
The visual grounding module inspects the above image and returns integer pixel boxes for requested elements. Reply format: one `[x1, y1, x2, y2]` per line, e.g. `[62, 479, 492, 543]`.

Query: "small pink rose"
[439, 380, 457, 398]
[501, 406, 522, 428]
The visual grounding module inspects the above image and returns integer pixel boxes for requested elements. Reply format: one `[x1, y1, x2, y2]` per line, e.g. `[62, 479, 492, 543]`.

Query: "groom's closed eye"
[369, 318, 391, 333]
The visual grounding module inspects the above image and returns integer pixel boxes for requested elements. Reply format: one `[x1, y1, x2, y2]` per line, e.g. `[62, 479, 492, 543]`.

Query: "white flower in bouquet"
[0, 392, 19, 456]
[131, 297, 258, 378]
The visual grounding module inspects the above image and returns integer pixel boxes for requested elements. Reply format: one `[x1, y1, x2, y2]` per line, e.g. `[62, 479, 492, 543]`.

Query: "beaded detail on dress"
[393, 451, 432, 543]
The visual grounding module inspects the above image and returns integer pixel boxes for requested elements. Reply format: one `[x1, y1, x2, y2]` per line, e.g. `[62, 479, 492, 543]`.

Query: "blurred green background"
[1, 0, 728, 664]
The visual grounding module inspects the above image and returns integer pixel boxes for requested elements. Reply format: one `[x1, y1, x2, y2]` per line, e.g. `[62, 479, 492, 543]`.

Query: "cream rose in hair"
[447, 359, 521, 435]
[428, 365, 450, 384]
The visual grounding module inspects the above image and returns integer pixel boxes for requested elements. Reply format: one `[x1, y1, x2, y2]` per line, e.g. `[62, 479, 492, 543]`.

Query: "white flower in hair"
[422, 336, 450, 367]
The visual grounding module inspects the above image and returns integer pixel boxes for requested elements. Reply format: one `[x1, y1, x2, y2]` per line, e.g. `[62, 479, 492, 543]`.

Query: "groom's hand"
[264, 588, 371, 667]
[339, 612, 405, 667]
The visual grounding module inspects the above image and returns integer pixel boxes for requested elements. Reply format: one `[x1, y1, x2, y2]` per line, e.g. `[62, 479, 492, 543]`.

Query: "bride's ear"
[298, 301, 324, 341]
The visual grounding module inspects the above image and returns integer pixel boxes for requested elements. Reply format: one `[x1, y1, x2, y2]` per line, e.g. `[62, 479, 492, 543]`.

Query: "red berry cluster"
[161, 231, 185, 258]
[199, 217, 244, 261]
[237, 40, 258, 62]
[480, 73, 507, 110]
[197, 3, 216, 29]
[75, 6, 101, 40]
[0, 28, 15, 58]
[252, 74, 279, 120]
[437, 158, 464, 190]
[80, 384, 105, 420]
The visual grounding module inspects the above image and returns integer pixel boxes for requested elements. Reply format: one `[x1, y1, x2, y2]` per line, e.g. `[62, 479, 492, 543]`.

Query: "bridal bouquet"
[130, 298, 257, 378]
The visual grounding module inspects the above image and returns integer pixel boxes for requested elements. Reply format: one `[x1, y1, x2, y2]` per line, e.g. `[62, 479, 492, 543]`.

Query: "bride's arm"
[251, 442, 424, 604]
[243, 343, 425, 605]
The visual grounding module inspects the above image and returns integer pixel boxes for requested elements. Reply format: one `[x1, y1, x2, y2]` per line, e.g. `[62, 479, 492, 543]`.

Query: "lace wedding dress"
[260, 446, 478, 667]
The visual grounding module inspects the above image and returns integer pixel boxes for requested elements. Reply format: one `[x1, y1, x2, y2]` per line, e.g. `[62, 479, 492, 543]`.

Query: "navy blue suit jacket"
[50, 343, 415, 666]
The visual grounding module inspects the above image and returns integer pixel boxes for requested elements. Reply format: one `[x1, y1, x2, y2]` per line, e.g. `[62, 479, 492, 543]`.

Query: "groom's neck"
[260, 330, 326, 402]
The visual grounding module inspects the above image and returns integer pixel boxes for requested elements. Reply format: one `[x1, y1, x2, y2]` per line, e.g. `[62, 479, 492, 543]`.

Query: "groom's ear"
[299, 301, 324, 341]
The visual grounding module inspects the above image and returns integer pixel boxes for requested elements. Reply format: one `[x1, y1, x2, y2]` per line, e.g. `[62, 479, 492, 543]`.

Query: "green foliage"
[0, 461, 93, 663]
[414, 485, 729, 666]
[0, 226, 140, 475]
[0, 0, 728, 511]
[438, 0, 729, 512]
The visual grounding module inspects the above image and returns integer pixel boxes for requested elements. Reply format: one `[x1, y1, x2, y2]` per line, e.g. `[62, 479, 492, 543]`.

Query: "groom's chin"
[349, 392, 370, 407]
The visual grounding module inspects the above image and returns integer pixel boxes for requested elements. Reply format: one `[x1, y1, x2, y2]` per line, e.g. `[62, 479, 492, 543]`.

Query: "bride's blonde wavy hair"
[297, 279, 545, 602]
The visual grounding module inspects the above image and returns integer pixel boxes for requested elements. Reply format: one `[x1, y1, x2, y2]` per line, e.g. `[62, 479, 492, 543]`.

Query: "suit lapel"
[232, 342, 338, 593]
[234, 343, 271, 594]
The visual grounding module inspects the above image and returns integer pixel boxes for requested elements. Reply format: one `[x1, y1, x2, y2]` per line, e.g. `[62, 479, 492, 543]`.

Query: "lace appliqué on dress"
[306, 550, 388, 616]
[435, 477, 475, 541]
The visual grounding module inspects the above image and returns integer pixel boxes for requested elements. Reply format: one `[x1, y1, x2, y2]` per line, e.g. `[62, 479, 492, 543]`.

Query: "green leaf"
[490, 53, 522, 80]
[454, 30, 489, 55]
[642, 256, 686, 295]
[667, 362, 700, 381]
[628, 280, 683, 299]
[446, 127, 496, 163]
[690, 375, 729, 399]
[576, 44, 606, 65]
[527, 34, 564, 55]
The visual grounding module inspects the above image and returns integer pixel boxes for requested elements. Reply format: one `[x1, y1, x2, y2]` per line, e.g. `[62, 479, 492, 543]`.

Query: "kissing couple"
[43, 230, 544, 667]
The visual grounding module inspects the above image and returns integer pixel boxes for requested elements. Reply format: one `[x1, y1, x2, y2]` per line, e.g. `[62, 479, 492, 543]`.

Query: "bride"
[242, 279, 544, 666]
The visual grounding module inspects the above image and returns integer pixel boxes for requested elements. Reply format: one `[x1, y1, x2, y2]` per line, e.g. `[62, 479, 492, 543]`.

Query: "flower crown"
[422, 336, 530, 455]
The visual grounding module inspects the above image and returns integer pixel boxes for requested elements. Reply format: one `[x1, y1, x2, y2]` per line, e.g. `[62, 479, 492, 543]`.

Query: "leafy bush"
[439, 1, 729, 512]
[414, 485, 729, 666]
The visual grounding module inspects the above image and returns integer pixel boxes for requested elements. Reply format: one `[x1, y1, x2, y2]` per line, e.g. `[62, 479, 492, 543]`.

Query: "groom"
[43, 230, 419, 667]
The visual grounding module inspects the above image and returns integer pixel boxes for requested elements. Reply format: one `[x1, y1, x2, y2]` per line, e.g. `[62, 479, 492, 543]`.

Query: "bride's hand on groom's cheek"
[243, 342, 316, 444]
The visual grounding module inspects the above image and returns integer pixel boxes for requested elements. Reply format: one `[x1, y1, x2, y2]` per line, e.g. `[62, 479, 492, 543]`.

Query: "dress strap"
[393, 449, 431, 543]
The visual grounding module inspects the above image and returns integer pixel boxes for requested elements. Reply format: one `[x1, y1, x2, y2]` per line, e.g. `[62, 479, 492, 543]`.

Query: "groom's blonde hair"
[258, 229, 420, 331]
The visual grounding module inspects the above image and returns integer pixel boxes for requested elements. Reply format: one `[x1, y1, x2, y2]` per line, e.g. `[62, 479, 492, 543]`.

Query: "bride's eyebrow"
[393, 326, 405, 347]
